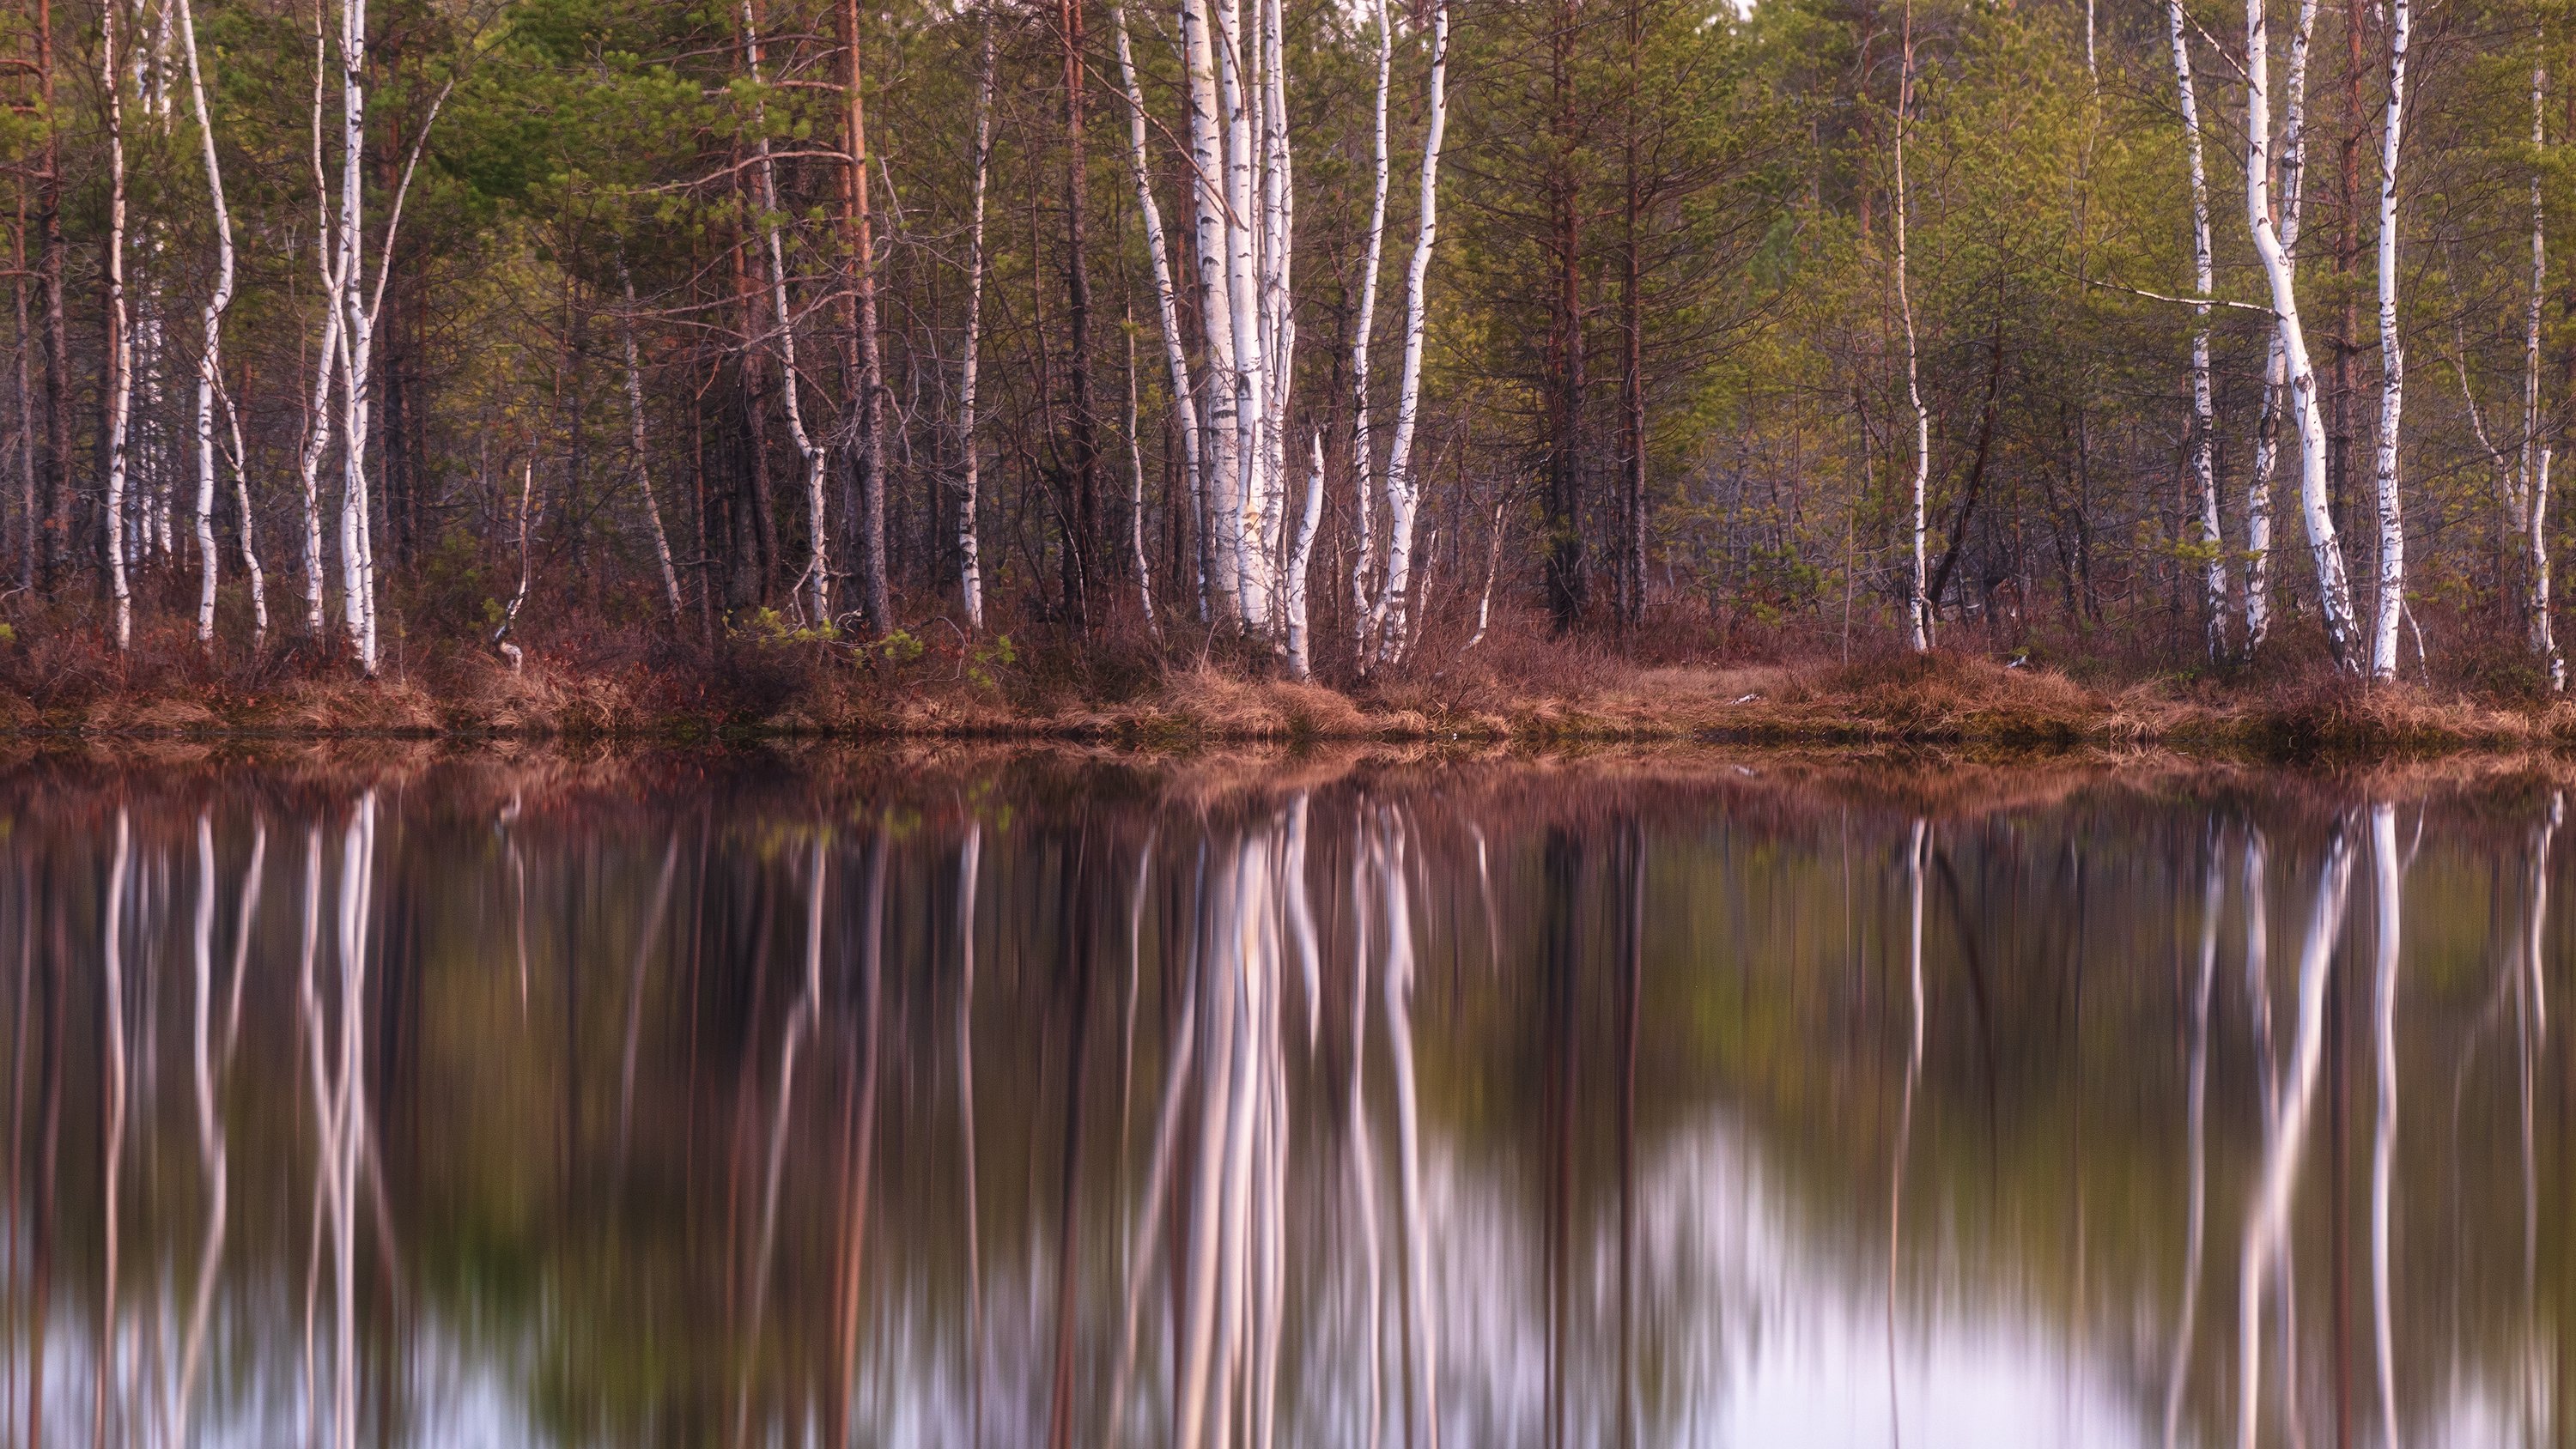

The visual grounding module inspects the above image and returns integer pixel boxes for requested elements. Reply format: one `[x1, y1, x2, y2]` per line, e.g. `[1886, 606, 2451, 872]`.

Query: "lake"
[0, 748, 2564, 1446]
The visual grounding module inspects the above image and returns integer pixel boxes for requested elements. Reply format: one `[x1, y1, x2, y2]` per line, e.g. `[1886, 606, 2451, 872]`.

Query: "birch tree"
[742, 0, 831, 627]
[1182, 0, 1244, 624]
[1895, 0, 1930, 653]
[1112, 0, 1197, 623]
[333, 0, 380, 672]
[2243, 0, 2316, 652]
[2246, 0, 2362, 670]
[2366, 0, 2411, 681]
[957, 9, 993, 632]
[102, 0, 135, 652]
[1372, 0, 1451, 665]
[2166, 0, 2225, 658]
[176, 0, 234, 649]
[1349, 0, 1394, 653]
[2524, 24, 2563, 688]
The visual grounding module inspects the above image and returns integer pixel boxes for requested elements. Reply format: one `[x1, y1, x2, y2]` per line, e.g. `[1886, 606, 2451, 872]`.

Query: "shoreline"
[9, 649, 2576, 759]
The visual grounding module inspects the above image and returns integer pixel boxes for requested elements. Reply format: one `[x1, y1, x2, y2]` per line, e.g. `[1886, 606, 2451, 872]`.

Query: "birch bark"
[1181, 0, 1243, 622]
[958, 12, 993, 631]
[1372, 0, 1450, 666]
[177, 0, 231, 648]
[1349, 0, 1393, 653]
[2247, 0, 2363, 670]
[2246, 0, 2315, 652]
[2526, 27, 2563, 687]
[1113, 1, 1198, 624]
[2368, 0, 2410, 680]
[1896, 0, 1930, 652]
[741, 0, 831, 627]
[2166, 0, 2226, 658]
[335, 0, 378, 673]
[1285, 433, 1323, 677]
[103, 0, 134, 652]
[1218, 0, 1272, 628]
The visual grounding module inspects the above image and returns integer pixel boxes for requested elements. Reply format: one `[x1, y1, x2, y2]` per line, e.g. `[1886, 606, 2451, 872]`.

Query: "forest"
[0, 0, 2571, 717]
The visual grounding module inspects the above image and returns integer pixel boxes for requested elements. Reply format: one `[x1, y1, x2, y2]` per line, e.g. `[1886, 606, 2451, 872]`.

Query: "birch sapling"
[102, 0, 135, 652]
[176, 0, 232, 648]
[958, 10, 993, 631]
[1895, 0, 1931, 652]
[1349, 0, 1393, 653]
[2246, 0, 2363, 670]
[1112, 0, 1197, 626]
[2368, 0, 2410, 681]
[222, 380, 266, 642]
[1372, 0, 1450, 667]
[617, 257, 686, 621]
[2167, 0, 2227, 658]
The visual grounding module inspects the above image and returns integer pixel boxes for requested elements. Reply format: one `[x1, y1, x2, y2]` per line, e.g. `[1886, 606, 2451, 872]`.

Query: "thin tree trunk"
[2167, 0, 2226, 659]
[1125, 323, 1158, 635]
[1896, 0, 1929, 652]
[1371, 0, 1449, 666]
[1060, 0, 1099, 628]
[617, 257, 687, 622]
[335, 0, 379, 673]
[2527, 25, 2563, 688]
[178, 0, 233, 650]
[1619, 0, 1646, 633]
[102, 0, 134, 652]
[2246, 0, 2362, 670]
[841, 0, 890, 634]
[2245, 0, 2315, 653]
[1258, 0, 1296, 632]
[1181, 0, 1242, 623]
[1112, 0, 1196, 630]
[959, 11, 993, 631]
[741, 0, 831, 627]
[35, 0, 65, 592]
[1285, 433, 1322, 676]
[1218, 0, 1270, 629]
[2368, 0, 2410, 681]
[1349, 0, 1392, 653]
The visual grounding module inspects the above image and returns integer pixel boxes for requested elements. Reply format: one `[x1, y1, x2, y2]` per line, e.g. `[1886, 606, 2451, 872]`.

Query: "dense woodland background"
[2, 0, 2573, 698]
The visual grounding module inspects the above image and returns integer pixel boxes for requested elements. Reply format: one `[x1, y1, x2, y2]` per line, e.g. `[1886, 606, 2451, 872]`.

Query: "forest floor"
[5, 613, 2576, 759]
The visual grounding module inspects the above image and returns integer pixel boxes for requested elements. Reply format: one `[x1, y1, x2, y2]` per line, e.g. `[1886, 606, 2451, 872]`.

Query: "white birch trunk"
[741, 0, 831, 627]
[178, 0, 230, 649]
[1113, 1, 1197, 628]
[1350, 0, 1393, 654]
[1218, 0, 1272, 629]
[2167, 0, 2226, 659]
[2368, 0, 2410, 681]
[1896, 7, 1930, 653]
[1258, 0, 1296, 627]
[1371, 0, 1450, 666]
[958, 11, 993, 632]
[2246, 0, 2362, 670]
[617, 258, 686, 621]
[103, 0, 135, 652]
[1181, 0, 1243, 623]
[223, 374, 268, 642]
[330, 0, 384, 675]
[1285, 433, 1323, 677]
[2537, 450, 2560, 688]
[2527, 32, 2563, 688]
[2245, 0, 2317, 652]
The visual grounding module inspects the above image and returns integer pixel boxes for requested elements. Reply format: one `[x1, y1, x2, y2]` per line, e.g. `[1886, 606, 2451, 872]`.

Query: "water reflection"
[0, 752, 2572, 1446]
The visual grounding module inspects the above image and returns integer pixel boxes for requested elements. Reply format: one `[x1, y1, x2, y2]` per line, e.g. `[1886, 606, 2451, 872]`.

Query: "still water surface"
[0, 750, 2567, 1447]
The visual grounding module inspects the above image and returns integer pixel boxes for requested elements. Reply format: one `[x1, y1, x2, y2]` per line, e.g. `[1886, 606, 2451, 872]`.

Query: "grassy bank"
[6, 612, 2576, 757]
